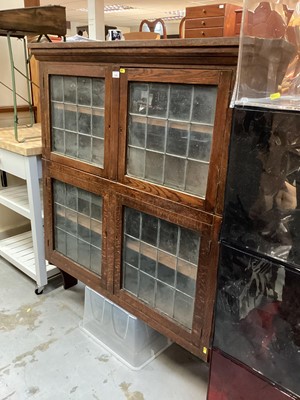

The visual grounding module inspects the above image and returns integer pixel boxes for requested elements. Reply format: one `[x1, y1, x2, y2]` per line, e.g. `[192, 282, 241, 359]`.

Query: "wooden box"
[185, 3, 243, 38]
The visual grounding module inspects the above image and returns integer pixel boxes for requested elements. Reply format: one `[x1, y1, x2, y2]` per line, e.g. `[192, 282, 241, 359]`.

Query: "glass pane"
[164, 155, 185, 190]
[123, 264, 138, 295]
[124, 208, 141, 238]
[138, 272, 155, 306]
[50, 76, 105, 167]
[66, 184, 77, 210]
[122, 207, 200, 329]
[77, 239, 90, 268]
[174, 291, 194, 329]
[66, 233, 77, 260]
[77, 77, 91, 106]
[53, 180, 66, 205]
[124, 236, 139, 268]
[91, 220, 102, 248]
[65, 209, 77, 236]
[127, 147, 145, 178]
[179, 227, 200, 265]
[54, 204, 65, 230]
[141, 213, 158, 246]
[77, 214, 90, 242]
[51, 103, 64, 129]
[92, 111, 104, 138]
[92, 78, 105, 108]
[64, 106, 77, 132]
[53, 180, 103, 275]
[189, 127, 212, 162]
[91, 194, 102, 220]
[159, 220, 178, 255]
[129, 83, 149, 114]
[185, 160, 209, 197]
[148, 83, 168, 118]
[157, 251, 176, 285]
[140, 242, 157, 276]
[128, 116, 146, 148]
[90, 246, 101, 274]
[126, 82, 218, 199]
[176, 260, 197, 297]
[156, 282, 174, 316]
[166, 122, 188, 157]
[63, 77, 77, 104]
[78, 108, 91, 135]
[145, 151, 163, 184]
[65, 131, 78, 158]
[140, 256, 156, 277]
[78, 188, 91, 216]
[169, 85, 192, 121]
[52, 128, 65, 153]
[50, 76, 63, 102]
[55, 228, 66, 254]
[192, 86, 217, 124]
[146, 120, 166, 152]
[78, 134, 92, 162]
[92, 138, 104, 166]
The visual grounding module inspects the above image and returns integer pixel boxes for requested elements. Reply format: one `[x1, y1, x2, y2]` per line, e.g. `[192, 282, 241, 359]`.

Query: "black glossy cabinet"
[208, 107, 300, 399]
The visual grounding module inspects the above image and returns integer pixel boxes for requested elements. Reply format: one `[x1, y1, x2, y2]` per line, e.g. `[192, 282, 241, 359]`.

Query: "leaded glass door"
[119, 68, 233, 214]
[42, 64, 112, 179]
[113, 194, 219, 351]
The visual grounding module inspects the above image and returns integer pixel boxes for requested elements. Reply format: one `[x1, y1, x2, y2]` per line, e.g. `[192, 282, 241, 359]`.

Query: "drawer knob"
[202, 9, 206, 13]
[201, 21, 205, 26]
[201, 31, 205, 36]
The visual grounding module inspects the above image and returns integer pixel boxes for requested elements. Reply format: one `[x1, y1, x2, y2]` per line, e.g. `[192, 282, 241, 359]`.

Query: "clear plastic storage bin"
[234, 0, 300, 110]
[80, 286, 171, 370]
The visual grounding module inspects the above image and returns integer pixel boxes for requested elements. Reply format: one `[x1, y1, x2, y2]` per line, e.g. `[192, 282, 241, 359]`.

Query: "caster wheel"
[35, 287, 44, 295]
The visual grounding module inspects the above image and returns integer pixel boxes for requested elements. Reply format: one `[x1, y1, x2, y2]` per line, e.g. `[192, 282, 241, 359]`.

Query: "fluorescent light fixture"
[104, 4, 135, 13]
[76, 5, 135, 13]
[163, 10, 185, 20]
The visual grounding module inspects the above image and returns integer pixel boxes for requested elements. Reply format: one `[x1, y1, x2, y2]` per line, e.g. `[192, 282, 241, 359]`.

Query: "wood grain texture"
[0, 6, 66, 37]
[0, 124, 42, 155]
[185, 4, 242, 38]
[29, 38, 239, 66]
[38, 40, 239, 360]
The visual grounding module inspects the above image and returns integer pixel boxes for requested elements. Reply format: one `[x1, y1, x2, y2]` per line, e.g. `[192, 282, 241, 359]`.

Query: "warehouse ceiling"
[39, 0, 243, 28]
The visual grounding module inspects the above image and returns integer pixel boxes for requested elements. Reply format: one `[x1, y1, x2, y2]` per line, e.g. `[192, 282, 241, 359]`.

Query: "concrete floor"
[0, 257, 209, 400]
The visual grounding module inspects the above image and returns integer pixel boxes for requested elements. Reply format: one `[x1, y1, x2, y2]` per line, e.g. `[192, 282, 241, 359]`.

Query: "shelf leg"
[59, 269, 78, 290]
[25, 155, 47, 288]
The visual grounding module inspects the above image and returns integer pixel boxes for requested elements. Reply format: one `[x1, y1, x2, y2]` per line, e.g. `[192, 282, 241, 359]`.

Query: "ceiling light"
[75, 5, 135, 13]
[163, 10, 185, 20]
[104, 4, 135, 13]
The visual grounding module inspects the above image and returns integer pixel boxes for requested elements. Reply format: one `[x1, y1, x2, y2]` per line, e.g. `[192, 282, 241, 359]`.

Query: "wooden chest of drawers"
[185, 3, 242, 38]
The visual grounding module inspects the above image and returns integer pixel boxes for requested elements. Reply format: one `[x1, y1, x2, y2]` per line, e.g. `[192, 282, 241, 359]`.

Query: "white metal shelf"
[0, 231, 57, 281]
[0, 184, 43, 219]
[0, 142, 55, 291]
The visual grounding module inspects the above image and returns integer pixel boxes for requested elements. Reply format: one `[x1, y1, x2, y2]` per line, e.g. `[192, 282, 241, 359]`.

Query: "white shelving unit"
[0, 125, 58, 293]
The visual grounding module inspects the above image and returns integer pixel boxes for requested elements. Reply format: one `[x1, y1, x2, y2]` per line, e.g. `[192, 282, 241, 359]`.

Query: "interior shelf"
[0, 184, 43, 219]
[0, 231, 58, 281]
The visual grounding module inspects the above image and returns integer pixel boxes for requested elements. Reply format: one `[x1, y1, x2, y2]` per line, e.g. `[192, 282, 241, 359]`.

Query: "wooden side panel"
[0, 6, 66, 36]
[30, 56, 40, 123]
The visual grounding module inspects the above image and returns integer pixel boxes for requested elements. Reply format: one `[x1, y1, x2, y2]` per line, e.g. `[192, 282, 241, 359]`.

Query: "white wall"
[0, 0, 29, 107]
[0, 0, 32, 237]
